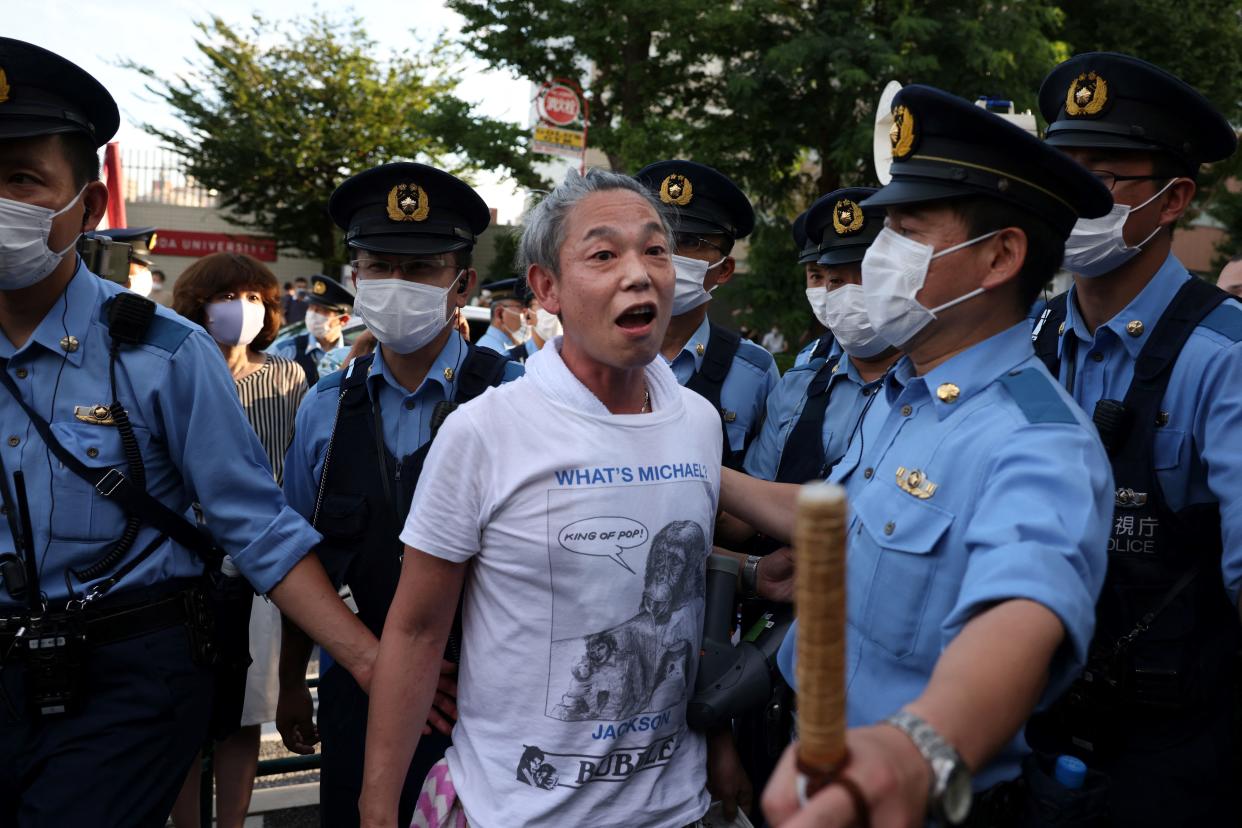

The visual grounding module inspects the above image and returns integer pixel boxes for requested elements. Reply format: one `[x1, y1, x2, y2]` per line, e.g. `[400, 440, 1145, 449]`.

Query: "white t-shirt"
[401, 338, 721, 828]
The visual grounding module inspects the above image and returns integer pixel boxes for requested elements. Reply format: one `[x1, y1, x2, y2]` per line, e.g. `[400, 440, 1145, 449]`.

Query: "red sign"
[539, 84, 581, 127]
[156, 229, 277, 262]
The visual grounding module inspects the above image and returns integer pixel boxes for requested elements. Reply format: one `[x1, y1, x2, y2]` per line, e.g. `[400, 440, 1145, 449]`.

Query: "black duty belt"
[0, 587, 198, 660]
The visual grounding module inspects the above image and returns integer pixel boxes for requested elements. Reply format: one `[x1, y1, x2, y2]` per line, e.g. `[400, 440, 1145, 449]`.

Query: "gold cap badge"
[1126, 319, 1144, 337]
[0, 68, 10, 105]
[1065, 72, 1108, 117]
[832, 199, 864, 236]
[889, 105, 916, 160]
[896, 466, 938, 500]
[312, 280, 327, 295]
[659, 174, 693, 207]
[386, 183, 430, 222]
[936, 383, 960, 403]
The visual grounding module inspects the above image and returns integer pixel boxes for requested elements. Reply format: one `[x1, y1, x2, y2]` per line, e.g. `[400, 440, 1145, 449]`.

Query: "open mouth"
[616, 303, 656, 330]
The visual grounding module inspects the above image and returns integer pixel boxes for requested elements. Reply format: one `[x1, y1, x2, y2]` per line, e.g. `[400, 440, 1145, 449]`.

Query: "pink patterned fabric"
[409, 758, 469, 828]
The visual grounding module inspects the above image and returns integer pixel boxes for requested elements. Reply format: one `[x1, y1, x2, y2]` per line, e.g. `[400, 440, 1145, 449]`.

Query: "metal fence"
[121, 148, 219, 208]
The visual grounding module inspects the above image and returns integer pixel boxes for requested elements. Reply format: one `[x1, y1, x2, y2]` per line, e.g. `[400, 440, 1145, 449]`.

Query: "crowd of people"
[1, 33, 1241, 828]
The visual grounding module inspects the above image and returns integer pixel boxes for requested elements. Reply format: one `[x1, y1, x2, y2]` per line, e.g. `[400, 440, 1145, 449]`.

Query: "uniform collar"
[6, 258, 96, 367]
[366, 329, 470, 401]
[1063, 253, 1190, 360]
[887, 322, 1033, 420]
[680, 316, 713, 371]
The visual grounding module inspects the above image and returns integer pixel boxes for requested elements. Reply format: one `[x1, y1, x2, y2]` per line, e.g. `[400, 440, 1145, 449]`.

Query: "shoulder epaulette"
[734, 339, 777, 372]
[998, 367, 1077, 425]
[315, 370, 345, 393]
[1200, 302, 1242, 342]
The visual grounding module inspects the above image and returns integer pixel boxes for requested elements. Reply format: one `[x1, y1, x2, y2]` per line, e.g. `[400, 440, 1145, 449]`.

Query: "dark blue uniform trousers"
[0, 624, 213, 828]
[318, 663, 451, 828]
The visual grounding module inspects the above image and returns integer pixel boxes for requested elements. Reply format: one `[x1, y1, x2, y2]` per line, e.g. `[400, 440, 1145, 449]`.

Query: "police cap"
[1040, 53, 1237, 170]
[479, 276, 531, 303]
[792, 211, 819, 264]
[633, 160, 755, 240]
[306, 274, 353, 313]
[94, 226, 157, 265]
[862, 85, 1112, 236]
[805, 187, 882, 267]
[329, 162, 491, 256]
[0, 37, 119, 147]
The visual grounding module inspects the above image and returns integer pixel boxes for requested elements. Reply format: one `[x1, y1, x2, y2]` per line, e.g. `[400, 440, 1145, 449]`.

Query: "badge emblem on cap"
[386, 183, 430, 222]
[889, 105, 916, 160]
[832, 199, 864, 236]
[312, 280, 326, 295]
[659, 174, 693, 207]
[1065, 72, 1108, 117]
[0, 68, 9, 105]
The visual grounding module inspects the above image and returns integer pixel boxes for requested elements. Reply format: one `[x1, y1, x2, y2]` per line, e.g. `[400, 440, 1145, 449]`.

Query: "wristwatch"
[884, 710, 972, 825]
[740, 554, 761, 599]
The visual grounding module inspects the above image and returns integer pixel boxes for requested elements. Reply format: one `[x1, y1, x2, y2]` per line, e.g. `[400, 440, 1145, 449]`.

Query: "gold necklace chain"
[641, 388, 651, 413]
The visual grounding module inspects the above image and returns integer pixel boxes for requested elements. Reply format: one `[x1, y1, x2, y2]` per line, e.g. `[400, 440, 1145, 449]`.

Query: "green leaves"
[126, 12, 547, 271]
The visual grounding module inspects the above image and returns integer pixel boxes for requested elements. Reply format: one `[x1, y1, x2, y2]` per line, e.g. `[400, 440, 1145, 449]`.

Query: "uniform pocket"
[48, 421, 151, 542]
[854, 481, 954, 659]
[1152, 427, 1185, 471]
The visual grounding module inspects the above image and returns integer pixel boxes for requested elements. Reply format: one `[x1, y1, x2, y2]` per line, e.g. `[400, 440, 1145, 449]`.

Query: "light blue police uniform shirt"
[664, 316, 779, 453]
[270, 331, 341, 370]
[1044, 254, 1242, 603]
[0, 262, 322, 609]
[283, 330, 524, 524]
[777, 322, 1111, 789]
[744, 342, 889, 482]
[792, 337, 821, 368]
[474, 323, 515, 356]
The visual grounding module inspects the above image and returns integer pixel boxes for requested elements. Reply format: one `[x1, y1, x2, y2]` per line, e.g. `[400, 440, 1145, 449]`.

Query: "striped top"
[235, 354, 308, 486]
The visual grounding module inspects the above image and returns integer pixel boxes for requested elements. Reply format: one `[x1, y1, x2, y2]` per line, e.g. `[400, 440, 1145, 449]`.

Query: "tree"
[126, 13, 547, 272]
[447, 1, 1067, 339]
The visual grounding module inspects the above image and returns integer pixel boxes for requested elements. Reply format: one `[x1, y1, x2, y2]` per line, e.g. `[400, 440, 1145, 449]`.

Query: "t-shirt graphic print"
[401, 341, 720, 828]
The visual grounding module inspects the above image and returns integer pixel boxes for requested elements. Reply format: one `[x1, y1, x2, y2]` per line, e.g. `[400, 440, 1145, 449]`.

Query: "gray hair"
[518, 168, 673, 277]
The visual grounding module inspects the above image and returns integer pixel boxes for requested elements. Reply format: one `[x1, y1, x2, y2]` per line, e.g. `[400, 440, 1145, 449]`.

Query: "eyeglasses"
[350, 257, 454, 279]
[1087, 171, 1171, 193]
[673, 233, 730, 258]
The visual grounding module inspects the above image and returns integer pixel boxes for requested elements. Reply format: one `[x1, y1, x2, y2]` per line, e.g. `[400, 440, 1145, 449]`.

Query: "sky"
[7, 0, 546, 223]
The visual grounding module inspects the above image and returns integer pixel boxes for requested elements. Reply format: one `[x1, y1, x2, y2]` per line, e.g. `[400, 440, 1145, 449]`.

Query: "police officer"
[475, 277, 530, 355]
[0, 37, 376, 827]
[93, 226, 158, 297]
[745, 188, 897, 486]
[269, 273, 353, 386]
[722, 85, 1115, 826]
[634, 160, 779, 469]
[789, 208, 830, 368]
[1027, 53, 1242, 824]
[277, 162, 523, 828]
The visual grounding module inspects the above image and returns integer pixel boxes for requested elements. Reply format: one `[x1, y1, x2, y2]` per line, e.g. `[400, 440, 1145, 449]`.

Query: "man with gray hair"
[358, 168, 742, 827]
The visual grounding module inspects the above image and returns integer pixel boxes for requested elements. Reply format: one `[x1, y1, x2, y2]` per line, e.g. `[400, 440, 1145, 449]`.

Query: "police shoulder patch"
[998, 367, 1077, 425]
[1200, 302, 1242, 343]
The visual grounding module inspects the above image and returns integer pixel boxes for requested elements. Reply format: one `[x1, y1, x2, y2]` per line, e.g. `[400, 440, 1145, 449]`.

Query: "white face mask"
[354, 273, 461, 355]
[0, 187, 86, 291]
[805, 286, 832, 327]
[670, 253, 724, 315]
[127, 267, 153, 298]
[862, 227, 1000, 349]
[515, 318, 531, 343]
[206, 298, 266, 347]
[305, 310, 339, 343]
[500, 306, 529, 343]
[1063, 179, 1176, 278]
[534, 307, 562, 341]
[822, 284, 891, 358]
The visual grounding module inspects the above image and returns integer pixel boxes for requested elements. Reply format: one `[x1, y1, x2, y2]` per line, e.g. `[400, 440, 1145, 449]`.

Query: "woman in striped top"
[169, 252, 309, 828]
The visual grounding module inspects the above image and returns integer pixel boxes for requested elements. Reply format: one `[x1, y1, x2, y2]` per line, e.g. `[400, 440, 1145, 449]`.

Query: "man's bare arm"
[359, 547, 467, 828]
[269, 554, 379, 692]
[720, 467, 801, 543]
[764, 599, 1066, 827]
